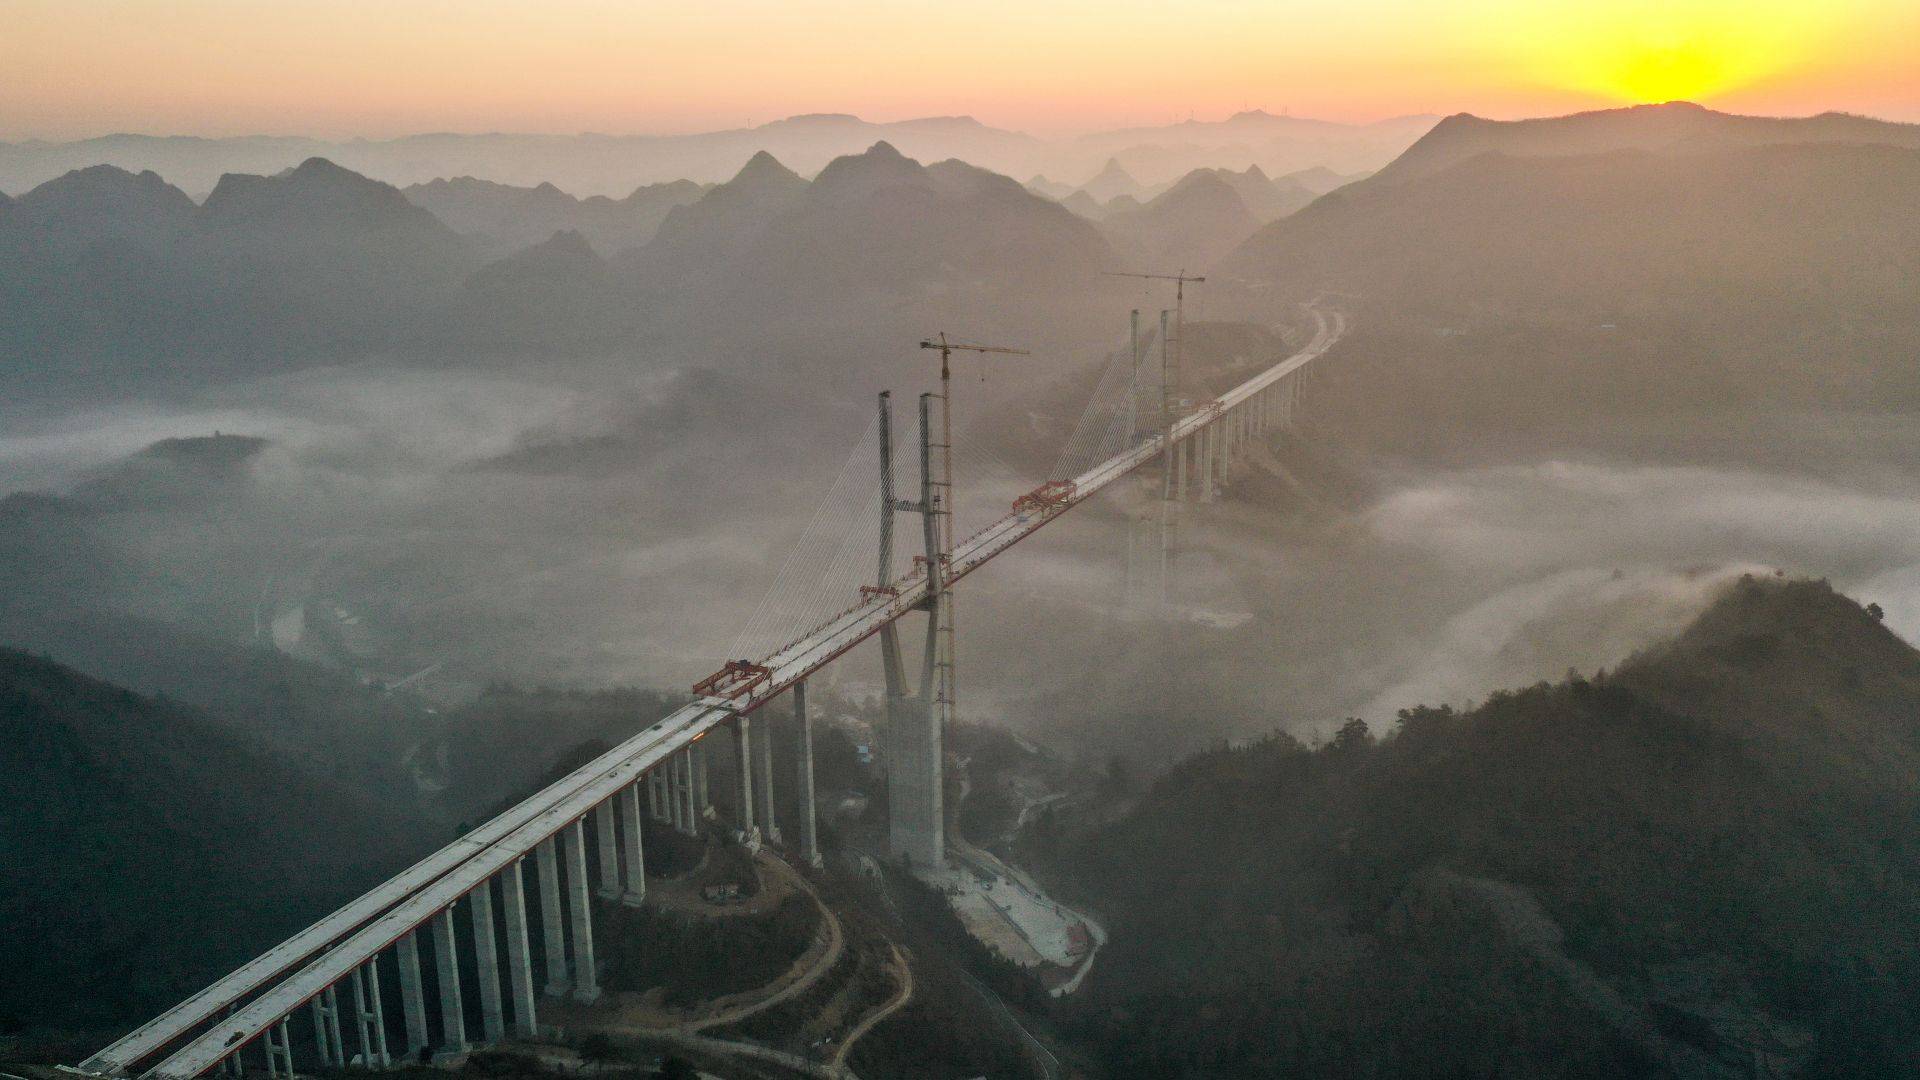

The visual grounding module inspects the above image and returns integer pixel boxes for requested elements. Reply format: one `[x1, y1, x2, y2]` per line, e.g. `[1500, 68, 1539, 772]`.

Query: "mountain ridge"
[1373, 100, 1920, 184]
[1062, 577, 1920, 1077]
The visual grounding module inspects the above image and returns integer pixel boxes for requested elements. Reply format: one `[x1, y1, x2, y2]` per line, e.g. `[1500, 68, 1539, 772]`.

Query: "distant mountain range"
[625, 141, 1115, 305]
[0, 156, 477, 393]
[1210, 101, 1920, 455]
[0, 110, 1438, 198]
[1372, 100, 1920, 185]
[0, 141, 1122, 393]
[1099, 166, 1316, 272]
[402, 175, 710, 257]
[10, 100, 1920, 410]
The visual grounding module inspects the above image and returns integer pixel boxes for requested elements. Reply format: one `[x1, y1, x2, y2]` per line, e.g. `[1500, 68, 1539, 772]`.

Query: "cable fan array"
[1048, 320, 1163, 482]
[721, 323, 1171, 674]
[724, 406, 1043, 667]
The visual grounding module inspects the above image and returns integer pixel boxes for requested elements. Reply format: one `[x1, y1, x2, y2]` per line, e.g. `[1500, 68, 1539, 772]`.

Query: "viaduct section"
[72, 305, 1343, 1080]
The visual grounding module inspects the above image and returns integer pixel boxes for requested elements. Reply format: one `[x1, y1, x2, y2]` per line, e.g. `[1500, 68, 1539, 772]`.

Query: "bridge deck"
[115, 305, 1342, 1080]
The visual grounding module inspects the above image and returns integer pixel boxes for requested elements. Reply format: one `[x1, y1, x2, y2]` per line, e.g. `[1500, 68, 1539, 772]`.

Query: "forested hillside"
[1063, 577, 1920, 1078]
[1212, 104, 1920, 466]
[0, 651, 416, 1041]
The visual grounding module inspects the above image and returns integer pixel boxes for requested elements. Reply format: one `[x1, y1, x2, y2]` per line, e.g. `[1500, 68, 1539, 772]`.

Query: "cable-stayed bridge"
[73, 302, 1344, 1080]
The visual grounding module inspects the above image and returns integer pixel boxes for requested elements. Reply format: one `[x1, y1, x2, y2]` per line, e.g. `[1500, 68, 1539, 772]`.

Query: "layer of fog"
[937, 458, 1920, 760]
[7, 345, 1918, 769]
[0, 114, 1433, 198]
[0, 345, 1082, 699]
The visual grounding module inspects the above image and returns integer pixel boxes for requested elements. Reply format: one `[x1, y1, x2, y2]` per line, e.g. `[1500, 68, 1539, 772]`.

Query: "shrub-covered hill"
[1063, 577, 1920, 1079]
[0, 649, 413, 1040]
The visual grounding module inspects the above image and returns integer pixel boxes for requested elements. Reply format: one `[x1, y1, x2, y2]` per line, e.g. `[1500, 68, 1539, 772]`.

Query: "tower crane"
[1106, 270, 1205, 607]
[874, 332, 1030, 868]
[1104, 270, 1204, 426]
[913, 332, 1031, 691]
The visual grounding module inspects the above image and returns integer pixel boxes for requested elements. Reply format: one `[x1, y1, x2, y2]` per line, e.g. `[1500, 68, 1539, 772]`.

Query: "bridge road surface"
[114, 305, 1344, 1080]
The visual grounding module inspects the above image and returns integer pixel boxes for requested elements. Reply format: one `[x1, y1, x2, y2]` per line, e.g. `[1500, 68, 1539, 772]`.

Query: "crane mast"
[1107, 271, 1203, 607]
[882, 332, 1028, 872]
[1106, 269, 1204, 434]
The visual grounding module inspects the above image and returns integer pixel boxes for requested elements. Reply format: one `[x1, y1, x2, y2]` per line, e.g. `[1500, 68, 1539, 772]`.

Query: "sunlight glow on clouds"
[1, 0, 1913, 137]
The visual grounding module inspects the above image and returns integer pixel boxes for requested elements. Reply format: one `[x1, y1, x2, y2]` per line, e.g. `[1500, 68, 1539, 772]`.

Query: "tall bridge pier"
[879, 389, 949, 871]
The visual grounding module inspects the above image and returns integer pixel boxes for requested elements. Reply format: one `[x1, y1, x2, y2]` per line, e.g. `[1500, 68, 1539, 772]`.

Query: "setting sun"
[1478, 0, 1845, 107]
[2, 0, 1915, 137]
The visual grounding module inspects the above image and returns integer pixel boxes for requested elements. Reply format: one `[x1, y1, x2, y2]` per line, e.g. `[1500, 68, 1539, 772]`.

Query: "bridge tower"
[882, 336, 1026, 872]
[1110, 271, 1203, 607]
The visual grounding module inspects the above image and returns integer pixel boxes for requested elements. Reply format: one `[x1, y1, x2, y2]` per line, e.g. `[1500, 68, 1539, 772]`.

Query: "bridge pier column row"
[206, 763, 683, 1076]
[1169, 372, 1301, 506]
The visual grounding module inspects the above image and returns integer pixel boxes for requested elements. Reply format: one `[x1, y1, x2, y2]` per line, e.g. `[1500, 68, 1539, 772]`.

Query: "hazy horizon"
[9, 99, 1920, 146]
[6, 0, 1919, 141]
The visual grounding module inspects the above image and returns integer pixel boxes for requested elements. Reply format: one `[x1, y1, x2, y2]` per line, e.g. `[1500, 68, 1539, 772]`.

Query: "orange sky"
[3, 0, 1916, 139]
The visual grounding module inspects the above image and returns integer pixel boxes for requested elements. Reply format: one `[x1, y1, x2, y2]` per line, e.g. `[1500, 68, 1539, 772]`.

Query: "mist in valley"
[10, 331, 1919, 775]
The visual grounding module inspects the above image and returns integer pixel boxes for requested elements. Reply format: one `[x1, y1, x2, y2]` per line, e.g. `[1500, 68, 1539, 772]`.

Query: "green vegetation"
[840, 867, 1046, 1080]
[1062, 578, 1920, 1078]
[0, 649, 413, 1039]
[711, 944, 860, 1050]
[598, 892, 818, 1008]
[1223, 140, 1920, 470]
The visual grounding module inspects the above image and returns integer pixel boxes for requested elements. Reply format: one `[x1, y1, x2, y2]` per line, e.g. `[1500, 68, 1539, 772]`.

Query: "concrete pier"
[351, 962, 390, 1067]
[535, 837, 570, 997]
[397, 931, 429, 1059]
[684, 750, 698, 832]
[733, 716, 758, 841]
[594, 803, 620, 899]
[311, 998, 332, 1068]
[695, 744, 711, 818]
[755, 706, 780, 845]
[500, 860, 538, 1038]
[1174, 438, 1187, 501]
[793, 680, 820, 866]
[263, 1019, 293, 1078]
[562, 820, 601, 1003]
[469, 882, 506, 1045]
[431, 908, 467, 1055]
[619, 783, 647, 906]
[316, 985, 345, 1067]
[1200, 426, 1214, 502]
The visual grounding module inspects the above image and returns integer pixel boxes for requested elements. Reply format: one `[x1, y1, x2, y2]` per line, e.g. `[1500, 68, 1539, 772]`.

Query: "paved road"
[828, 941, 911, 1072]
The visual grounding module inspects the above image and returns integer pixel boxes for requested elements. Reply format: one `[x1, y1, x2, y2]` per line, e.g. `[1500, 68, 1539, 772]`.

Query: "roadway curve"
[554, 849, 846, 1037]
[828, 941, 912, 1073]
